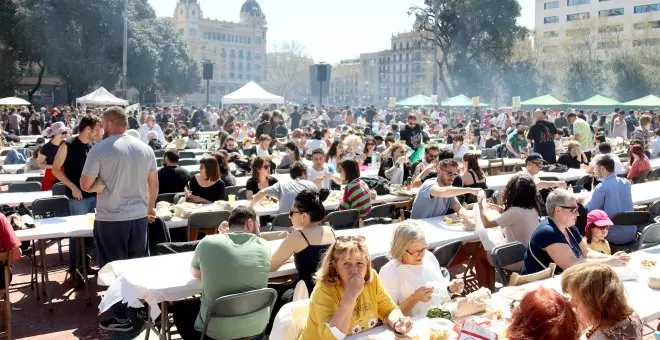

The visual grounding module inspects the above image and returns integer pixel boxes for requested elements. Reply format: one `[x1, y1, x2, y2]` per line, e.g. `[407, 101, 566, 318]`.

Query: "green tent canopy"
[441, 94, 488, 107]
[623, 95, 660, 108]
[396, 94, 432, 106]
[520, 94, 566, 108]
[569, 95, 622, 107]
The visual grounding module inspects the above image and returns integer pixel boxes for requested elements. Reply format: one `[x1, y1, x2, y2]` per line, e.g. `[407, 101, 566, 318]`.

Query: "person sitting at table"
[24, 147, 41, 172]
[146, 131, 162, 150]
[460, 152, 487, 203]
[379, 223, 464, 317]
[39, 121, 70, 190]
[410, 158, 483, 219]
[478, 174, 542, 245]
[270, 190, 335, 295]
[171, 206, 270, 340]
[584, 210, 613, 255]
[360, 137, 378, 166]
[561, 262, 643, 339]
[276, 141, 301, 170]
[245, 156, 278, 199]
[378, 141, 411, 185]
[521, 189, 629, 275]
[557, 140, 588, 169]
[299, 235, 413, 339]
[211, 151, 236, 187]
[584, 155, 636, 245]
[305, 130, 327, 154]
[484, 128, 501, 149]
[326, 140, 344, 170]
[449, 134, 469, 160]
[0, 213, 23, 289]
[411, 149, 463, 188]
[251, 161, 318, 214]
[520, 153, 567, 190]
[585, 142, 625, 175]
[625, 144, 651, 183]
[411, 144, 440, 179]
[308, 148, 337, 190]
[337, 159, 373, 219]
[158, 151, 190, 194]
[185, 157, 225, 204]
[506, 287, 580, 340]
[221, 136, 250, 173]
[631, 114, 652, 150]
[252, 134, 273, 158]
[506, 128, 527, 158]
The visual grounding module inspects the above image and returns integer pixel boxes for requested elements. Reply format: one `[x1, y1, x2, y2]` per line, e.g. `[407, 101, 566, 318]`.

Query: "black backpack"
[359, 176, 391, 195]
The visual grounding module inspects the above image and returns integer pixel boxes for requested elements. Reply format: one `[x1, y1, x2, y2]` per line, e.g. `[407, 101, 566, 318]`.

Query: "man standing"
[51, 114, 103, 279]
[553, 111, 569, 131]
[81, 107, 158, 332]
[585, 155, 635, 245]
[138, 115, 166, 145]
[611, 112, 627, 139]
[527, 109, 558, 164]
[400, 114, 428, 149]
[158, 151, 190, 194]
[567, 112, 593, 160]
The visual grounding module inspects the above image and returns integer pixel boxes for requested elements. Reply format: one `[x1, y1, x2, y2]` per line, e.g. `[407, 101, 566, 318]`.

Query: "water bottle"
[654, 331, 660, 340]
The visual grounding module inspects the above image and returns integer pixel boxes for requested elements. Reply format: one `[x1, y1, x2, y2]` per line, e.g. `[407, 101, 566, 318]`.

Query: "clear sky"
[148, 0, 535, 63]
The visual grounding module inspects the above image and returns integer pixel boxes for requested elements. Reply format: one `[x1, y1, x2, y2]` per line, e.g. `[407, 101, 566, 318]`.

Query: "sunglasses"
[336, 235, 366, 243]
[289, 209, 303, 217]
[559, 205, 579, 214]
[439, 168, 460, 178]
[406, 245, 430, 257]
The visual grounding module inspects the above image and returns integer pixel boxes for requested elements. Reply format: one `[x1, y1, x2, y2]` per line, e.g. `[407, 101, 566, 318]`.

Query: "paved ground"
[6, 246, 659, 339]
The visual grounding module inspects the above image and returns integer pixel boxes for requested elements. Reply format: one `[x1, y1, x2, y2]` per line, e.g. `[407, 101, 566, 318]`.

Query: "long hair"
[628, 144, 645, 166]
[284, 141, 301, 162]
[362, 137, 375, 153]
[314, 238, 373, 285]
[502, 174, 543, 217]
[250, 156, 270, 180]
[462, 152, 484, 180]
[327, 140, 342, 162]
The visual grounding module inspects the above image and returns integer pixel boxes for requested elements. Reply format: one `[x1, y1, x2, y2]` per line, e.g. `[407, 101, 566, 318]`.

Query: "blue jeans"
[68, 196, 97, 272]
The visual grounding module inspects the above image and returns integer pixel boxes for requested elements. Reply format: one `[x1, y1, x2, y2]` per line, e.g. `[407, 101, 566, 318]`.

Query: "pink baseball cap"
[585, 210, 613, 232]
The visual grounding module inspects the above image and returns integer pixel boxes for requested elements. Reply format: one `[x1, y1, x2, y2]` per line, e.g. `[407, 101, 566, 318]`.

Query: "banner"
[512, 96, 521, 110]
[388, 97, 397, 108]
[472, 96, 480, 107]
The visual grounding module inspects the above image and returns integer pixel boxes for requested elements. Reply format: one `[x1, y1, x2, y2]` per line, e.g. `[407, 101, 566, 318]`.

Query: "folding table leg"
[160, 302, 168, 340]
[39, 240, 53, 312]
[76, 237, 91, 306]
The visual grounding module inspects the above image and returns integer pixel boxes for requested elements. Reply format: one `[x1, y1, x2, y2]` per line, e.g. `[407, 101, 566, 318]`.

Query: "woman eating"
[379, 224, 464, 317]
[212, 151, 237, 187]
[245, 156, 278, 199]
[625, 144, 651, 182]
[557, 140, 589, 169]
[326, 140, 344, 170]
[521, 189, 629, 275]
[39, 122, 70, 191]
[506, 287, 580, 340]
[300, 236, 413, 338]
[277, 141, 301, 170]
[378, 141, 411, 185]
[478, 174, 542, 244]
[270, 190, 335, 294]
[562, 263, 643, 339]
[360, 137, 377, 166]
[185, 157, 225, 204]
[338, 159, 373, 219]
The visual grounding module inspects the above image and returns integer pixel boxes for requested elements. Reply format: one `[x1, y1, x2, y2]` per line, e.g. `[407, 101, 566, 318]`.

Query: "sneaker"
[99, 317, 133, 332]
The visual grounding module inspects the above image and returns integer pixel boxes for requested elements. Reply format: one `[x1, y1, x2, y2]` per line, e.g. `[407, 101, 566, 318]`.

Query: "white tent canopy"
[76, 87, 128, 106]
[221, 81, 284, 105]
[0, 97, 31, 105]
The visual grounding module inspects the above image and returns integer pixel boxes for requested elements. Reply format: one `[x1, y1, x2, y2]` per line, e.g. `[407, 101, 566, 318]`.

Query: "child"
[585, 210, 612, 255]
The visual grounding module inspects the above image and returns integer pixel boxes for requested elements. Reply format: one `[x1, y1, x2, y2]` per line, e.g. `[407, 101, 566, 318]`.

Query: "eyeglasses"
[262, 164, 271, 169]
[289, 210, 303, 217]
[405, 245, 430, 257]
[439, 168, 460, 178]
[367, 143, 375, 146]
[559, 205, 579, 214]
[336, 235, 366, 243]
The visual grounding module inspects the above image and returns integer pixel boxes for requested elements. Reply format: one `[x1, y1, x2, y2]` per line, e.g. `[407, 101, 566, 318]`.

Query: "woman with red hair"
[507, 287, 580, 340]
[625, 144, 651, 182]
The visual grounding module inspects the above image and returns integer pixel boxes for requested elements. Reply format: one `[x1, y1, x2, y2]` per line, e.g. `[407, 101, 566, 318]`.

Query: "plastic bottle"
[654, 331, 660, 339]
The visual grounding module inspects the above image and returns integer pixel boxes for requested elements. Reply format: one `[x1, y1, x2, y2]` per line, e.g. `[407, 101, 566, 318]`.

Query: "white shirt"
[652, 137, 660, 158]
[305, 139, 327, 153]
[255, 144, 270, 158]
[589, 152, 625, 175]
[450, 144, 469, 160]
[308, 164, 334, 189]
[138, 124, 165, 144]
[520, 167, 540, 184]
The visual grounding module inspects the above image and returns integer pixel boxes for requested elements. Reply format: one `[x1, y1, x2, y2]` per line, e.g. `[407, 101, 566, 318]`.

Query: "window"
[230, 49, 235, 58]
[178, 28, 184, 36]
[238, 62, 243, 71]
[567, 0, 589, 5]
[238, 74, 243, 80]
[544, 30, 559, 38]
[598, 24, 624, 33]
[230, 73, 235, 80]
[544, 16, 559, 24]
[634, 38, 660, 46]
[599, 8, 623, 17]
[567, 12, 590, 21]
[634, 3, 660, 13]
[246, 51, 252, 60]
[634, 20, 660, 29]
[238, 50, 243, 59]
[221, 48, 226, 57]
[543, 46, 559, 53]
[597, 41, 620, 49]
[545, 1, 560, 9]
[247, 37, 251, 44]
[189, 28, 196, 37]
[230, 61, 235, 70]
[566, 28, 590, 37]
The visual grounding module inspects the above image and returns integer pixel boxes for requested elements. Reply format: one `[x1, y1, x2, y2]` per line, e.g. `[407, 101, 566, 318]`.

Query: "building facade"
[172, 0, 268, 105]
[535, 0, 660, 54]
[329, 59, 360, 106]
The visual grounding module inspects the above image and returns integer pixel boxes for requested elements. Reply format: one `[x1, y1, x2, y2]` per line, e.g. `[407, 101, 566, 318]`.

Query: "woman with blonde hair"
[557, 140, 588, 169]
[379, 224, 463, 317]
[300, 236, 413, 338]
[561, 262, 642, 339]
[378, 141, 411, 185]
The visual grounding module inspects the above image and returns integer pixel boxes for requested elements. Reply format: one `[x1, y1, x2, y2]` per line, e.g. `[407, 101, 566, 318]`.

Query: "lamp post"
[122, 0, 128, 99]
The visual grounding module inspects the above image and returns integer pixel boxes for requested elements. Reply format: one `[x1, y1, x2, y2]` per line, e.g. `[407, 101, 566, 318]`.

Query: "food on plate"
[485, 308, 503, 320]
[429, 330, 450, 340]
[455, 288, 492, 318]
[426, 306, 453, 320]
[641, 260, 657, 269]
[649, 272, 660, 289]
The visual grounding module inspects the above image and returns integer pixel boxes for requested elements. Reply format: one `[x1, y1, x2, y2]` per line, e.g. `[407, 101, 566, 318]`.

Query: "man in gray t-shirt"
[81, 107, 158, 332]
[410, 159, 484, 219]
[250, 161, 318, 214]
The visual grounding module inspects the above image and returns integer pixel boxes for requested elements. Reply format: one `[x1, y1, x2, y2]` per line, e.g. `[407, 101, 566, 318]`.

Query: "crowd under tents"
[76, 87, 129, 106]
[0, 97, 31, 105]
[520, 94, 565, 109]
[395, 94, 432, 107]
[221, 81, 284, 106]
[623, 95, 660, 109]
[441, 94, 489, 108]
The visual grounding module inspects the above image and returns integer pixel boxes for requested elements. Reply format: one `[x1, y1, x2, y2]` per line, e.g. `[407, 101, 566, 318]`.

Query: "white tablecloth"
[580, 181, 660, 206]
[0, 172, 44, 185]
[486, 168, 588, 190]
[97, 216, 479, 318]
[1, 164, 27, 174]
[0, 190, 51, 205]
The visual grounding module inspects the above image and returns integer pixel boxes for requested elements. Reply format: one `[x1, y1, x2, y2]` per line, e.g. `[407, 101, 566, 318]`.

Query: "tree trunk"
[27, 62, 45, 103]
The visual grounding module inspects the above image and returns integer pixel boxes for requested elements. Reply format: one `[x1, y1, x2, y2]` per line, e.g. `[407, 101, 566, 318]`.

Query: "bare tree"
[264, 40, 313, 103]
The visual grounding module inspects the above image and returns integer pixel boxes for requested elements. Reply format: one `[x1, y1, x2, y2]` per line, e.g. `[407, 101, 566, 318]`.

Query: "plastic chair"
[611, 211, 651, 251]
[432, 240, 463, 269]
[179, 151, 195, 159]
[25, 176, 44, 183]
[648, 200, 660, 221]
[0, 252, 13, 339]
[276, 169, 290, 174]
[366, 203, 396, 219]
[199, 288, 278, 340]
[187, 211, 230, 241]
[52, 182, 67, 196]
[491, 242, 527, 287]
[633, 170, 651, 184]
[480, 148, 497, 160]
[538, 176, 559, 182]
[272, 213, 292, 230]
[509, 263, 556, 286]
[8, 181, 41, 193]
[178, 159, 198, 166]
[154, 149, 165, 158]
[324, 210, 360, 230]
[237, 188, 247, 200]
[638, 223, 660, 250]
[32, 196, 70, 264]
[371, 255, 389, 273]
[156, 193, 176, 204]
[225, 185, 245, 200]
[173, 192, 186, 204]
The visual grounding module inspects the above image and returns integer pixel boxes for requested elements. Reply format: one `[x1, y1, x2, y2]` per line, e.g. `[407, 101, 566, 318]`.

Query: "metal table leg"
[160, 302, 169, 340]
[39, 240, 53, 312]
[75, 236, 91, 306]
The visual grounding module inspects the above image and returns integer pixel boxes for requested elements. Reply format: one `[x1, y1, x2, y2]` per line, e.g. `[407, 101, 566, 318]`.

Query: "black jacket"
[399, 124, 427, 149]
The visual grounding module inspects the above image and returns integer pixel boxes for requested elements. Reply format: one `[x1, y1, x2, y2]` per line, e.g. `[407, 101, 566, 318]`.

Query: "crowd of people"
[0, 102, 658, 339]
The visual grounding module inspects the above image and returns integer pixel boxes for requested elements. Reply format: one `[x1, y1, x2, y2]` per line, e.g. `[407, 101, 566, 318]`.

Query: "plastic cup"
[228, 194, 236, 202]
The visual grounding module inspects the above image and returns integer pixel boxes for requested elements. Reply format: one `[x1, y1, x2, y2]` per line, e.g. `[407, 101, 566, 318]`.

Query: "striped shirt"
[339, 179, 373, 219]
